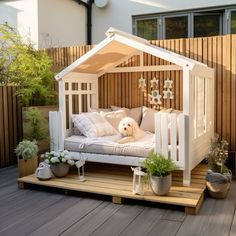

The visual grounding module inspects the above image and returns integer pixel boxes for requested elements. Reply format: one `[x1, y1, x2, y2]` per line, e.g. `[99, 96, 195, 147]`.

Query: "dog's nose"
[124, 127, 127, 130]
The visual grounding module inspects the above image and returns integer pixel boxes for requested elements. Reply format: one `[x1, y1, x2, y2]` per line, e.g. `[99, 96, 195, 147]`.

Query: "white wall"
[38, 0, 86, 48]
[92, 0, 236, 43]
[0, 0, 38, 46]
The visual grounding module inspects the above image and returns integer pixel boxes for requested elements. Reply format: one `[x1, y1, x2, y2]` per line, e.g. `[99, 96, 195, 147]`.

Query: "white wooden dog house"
[50, 27, 214, 185]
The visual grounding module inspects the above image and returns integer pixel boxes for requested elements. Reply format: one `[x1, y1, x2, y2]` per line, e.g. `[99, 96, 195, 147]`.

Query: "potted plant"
[205, 134, 232, 198]
[15, 140, 38, 177]
[142, 151, 177, 195]
[41, 150, 75, 178]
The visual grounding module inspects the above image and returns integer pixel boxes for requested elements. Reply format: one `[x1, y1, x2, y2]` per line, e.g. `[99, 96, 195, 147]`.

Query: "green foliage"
[15, 140, 38, 160]
[25, 107, 47, 141]
[205, 134, 229, 174]
[142, 151, 177, 177]
[0, 23, 56, 106]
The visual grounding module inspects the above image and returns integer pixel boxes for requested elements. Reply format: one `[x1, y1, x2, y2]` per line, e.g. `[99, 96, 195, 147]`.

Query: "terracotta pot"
[50, 163, 70, 178]
[150, 174, 171, 196]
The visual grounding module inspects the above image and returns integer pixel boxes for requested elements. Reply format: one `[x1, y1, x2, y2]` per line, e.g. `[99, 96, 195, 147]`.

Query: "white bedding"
[64, 132, 154, 158]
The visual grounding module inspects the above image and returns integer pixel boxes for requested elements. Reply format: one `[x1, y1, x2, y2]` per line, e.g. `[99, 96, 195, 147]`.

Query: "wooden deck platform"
[18, 163, 208, 215]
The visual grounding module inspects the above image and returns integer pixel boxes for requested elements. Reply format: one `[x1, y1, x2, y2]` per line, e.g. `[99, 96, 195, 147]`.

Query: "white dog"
[117, 117, 145, 144]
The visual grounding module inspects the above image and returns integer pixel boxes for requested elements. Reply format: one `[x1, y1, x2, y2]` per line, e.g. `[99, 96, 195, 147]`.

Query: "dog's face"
[118, 117, 138, 137]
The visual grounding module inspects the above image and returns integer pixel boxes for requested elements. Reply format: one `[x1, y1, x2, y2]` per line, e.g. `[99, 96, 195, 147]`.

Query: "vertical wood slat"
[44, 36, 236, 163]
[0, 86, 22, 168]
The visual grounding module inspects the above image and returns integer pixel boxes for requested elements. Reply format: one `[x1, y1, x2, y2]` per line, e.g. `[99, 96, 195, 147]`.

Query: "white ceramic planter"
[150, 174, 171, 196]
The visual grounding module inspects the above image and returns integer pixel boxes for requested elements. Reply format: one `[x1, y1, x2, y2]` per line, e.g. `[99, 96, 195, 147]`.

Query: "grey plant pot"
[150, 174, 172, 196]
[50, 163, 70, 178]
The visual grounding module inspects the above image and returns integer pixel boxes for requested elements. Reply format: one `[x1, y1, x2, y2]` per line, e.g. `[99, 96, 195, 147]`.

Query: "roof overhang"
[55, 27, 208, 81]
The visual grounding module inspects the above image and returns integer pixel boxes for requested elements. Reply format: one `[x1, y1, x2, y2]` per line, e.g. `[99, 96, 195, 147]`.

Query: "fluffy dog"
[117, 117, 145, 144]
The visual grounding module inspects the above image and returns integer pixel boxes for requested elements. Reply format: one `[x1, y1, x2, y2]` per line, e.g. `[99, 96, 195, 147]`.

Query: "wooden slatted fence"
[45, 35, 236, 168]
[0, 86, 22, 167]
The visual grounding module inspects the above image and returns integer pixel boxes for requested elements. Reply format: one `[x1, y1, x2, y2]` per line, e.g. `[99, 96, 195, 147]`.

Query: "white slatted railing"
[49, 111, 64, 151]
[155, 112, 187, 169]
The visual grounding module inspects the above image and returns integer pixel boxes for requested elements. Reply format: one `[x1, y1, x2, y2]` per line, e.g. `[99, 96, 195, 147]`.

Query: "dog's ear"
[131, 121, 139, 134]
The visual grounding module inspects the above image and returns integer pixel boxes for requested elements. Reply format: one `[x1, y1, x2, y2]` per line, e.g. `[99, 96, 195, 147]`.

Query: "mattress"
[64, 132, 154, 158]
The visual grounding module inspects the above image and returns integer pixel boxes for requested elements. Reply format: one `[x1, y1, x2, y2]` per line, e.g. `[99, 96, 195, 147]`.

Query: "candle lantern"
[131, 167, 146, 195]
[75, 159, 86, 182]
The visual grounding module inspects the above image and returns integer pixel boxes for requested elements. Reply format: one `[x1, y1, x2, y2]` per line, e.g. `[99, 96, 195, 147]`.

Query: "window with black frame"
[165, 16, 188, 39]
[136, 18, 157, 40]
[231, 11, 236, 34]
[194, 14, 221, 37]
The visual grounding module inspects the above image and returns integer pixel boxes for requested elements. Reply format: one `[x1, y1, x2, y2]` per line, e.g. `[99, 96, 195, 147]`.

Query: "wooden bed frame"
[49, 28, 214, 186]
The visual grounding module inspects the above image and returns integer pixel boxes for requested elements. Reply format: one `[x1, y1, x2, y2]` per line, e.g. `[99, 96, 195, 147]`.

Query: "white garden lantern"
[75, 160, 86, 182]
[131, 167, 146, 195]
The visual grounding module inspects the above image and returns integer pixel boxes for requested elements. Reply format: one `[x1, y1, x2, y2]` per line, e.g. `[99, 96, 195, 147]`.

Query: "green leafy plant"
[15, 140, 38, 160]
[142, 151, 177, 177]
[0, 23, 56, 106]
[24, 107, 47, 141]
[205, 134, 229, 174]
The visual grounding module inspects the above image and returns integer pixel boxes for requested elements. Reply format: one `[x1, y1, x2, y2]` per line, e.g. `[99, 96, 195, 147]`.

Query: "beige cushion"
[100, 109, 127, 130]
[111, 106, 142, 125]
[90, 108, 112, 112]
[72, 112, 117, 138]
[140, 107, 158, 133]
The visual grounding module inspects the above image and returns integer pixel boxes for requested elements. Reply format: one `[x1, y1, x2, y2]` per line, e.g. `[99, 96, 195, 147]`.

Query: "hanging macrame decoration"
[150, 77, 159, 88]
[163, 78, 174, 99]
[149, 90, 162, 105]
[138, 74, 146, 89]
[138, 74, 174, 108]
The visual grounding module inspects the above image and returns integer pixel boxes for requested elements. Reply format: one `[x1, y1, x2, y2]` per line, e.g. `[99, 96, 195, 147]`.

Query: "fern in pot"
[205, 134, 232, 198]
[142, 151, 177, 195]
[15, 140, 38, 177]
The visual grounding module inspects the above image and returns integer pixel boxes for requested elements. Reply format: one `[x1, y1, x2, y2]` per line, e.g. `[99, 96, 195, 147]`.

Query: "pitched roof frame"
[55, 27, 209, 81]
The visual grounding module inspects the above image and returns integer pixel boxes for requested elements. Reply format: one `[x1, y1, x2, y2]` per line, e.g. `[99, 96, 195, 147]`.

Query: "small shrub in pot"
[142, 151, 177, 195]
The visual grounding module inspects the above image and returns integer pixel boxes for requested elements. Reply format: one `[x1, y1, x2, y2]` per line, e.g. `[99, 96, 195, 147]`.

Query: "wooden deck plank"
[120, 207, 164, 236]
[90, 205, 144, 236]
[148, 219, 182, 236]
[30, 198, 103, 236]
[61, 202, 122, 236]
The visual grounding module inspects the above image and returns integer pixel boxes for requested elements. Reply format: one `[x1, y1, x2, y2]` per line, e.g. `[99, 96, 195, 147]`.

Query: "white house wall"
[38, 0, 86, 48]
[92, 0, 236, 43]
[0, 0, 38, 46]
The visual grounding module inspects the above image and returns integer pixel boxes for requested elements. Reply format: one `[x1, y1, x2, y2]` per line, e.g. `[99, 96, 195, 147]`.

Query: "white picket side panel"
[170, 114, 177, 162]
[68, 83, 73, 129]
[178, 114, 187, 170]
[58, 111, 64, 150]
[161, 113, 169, 158]
[49, 111, 58, 151]
[155, 113, 161, 153]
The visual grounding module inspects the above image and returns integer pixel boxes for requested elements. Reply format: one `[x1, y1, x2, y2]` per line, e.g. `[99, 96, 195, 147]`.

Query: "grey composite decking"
[0, 166, 235, 236]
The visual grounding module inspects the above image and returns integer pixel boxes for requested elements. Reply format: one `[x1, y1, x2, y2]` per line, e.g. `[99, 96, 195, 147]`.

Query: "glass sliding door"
[136, 19, 157, 40]
[231, 11, 236, 34]
[194, 14, 221, 37]
[164, 16, 188, 39]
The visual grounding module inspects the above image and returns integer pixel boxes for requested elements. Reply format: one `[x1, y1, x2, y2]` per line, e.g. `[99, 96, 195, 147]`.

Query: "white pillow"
[72, 112, 117, 138]
[111, 106, 142, 125]
[100, 109, 127, 130]
[140, 106, 158, 133]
